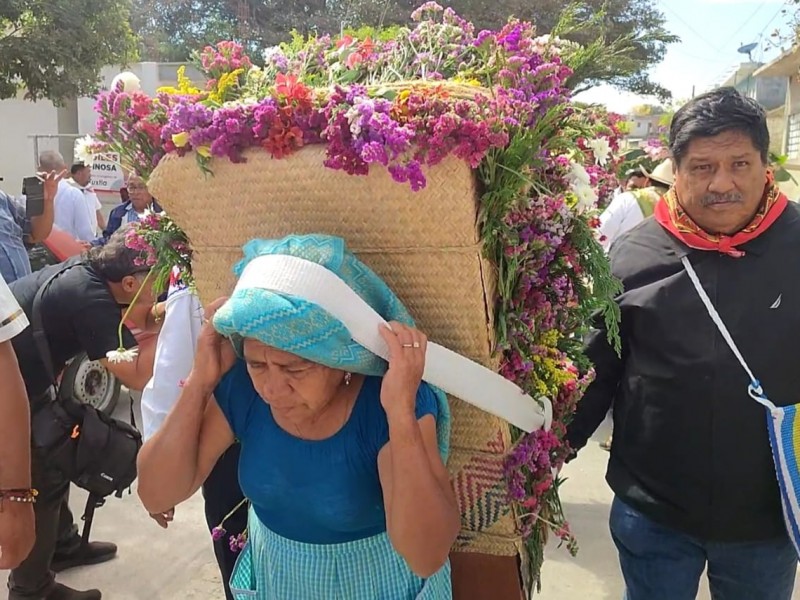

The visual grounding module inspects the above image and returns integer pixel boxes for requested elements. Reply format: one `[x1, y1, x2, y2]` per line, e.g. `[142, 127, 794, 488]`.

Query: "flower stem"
[216, 497, 249, 529]
[116, 269, 153, 348]
[224, 497, 248, 523]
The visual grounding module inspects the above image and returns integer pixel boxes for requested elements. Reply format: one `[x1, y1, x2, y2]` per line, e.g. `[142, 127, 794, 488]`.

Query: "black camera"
[22, 176, 45, 217]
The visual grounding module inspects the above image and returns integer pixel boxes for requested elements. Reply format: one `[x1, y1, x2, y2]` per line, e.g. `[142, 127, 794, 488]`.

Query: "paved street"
[3, 397, 800, 599]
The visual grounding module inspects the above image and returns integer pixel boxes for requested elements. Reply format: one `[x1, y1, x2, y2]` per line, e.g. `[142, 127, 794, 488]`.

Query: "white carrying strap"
[236, 255, 552, 433]
[681, 256, 775, 411]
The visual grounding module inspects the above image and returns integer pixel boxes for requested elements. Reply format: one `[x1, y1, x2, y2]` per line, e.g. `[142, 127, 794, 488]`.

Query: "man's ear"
[120, 274, 139, 294]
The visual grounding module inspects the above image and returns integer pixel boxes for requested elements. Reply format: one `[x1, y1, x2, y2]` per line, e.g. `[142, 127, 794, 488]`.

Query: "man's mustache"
[701, 192, 743, 206]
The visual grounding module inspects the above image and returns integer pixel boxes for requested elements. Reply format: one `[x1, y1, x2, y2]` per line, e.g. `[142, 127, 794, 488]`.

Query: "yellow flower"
[208, 68, 244, 103]
[453, 75, 481, 87]
[540, 330, 560, 347]
[157, 66, 202, 96]
[196, 145, 211, 158]
[176, 66, 201, 94]
[171, 132, 190, 148]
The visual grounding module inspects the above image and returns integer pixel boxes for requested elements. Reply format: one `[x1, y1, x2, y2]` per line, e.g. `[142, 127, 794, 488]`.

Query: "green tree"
[131, 0, 677, 99]
[0, 0, 137, 103]
[131, 0, 341, 60]
[539, 0, 677, 99]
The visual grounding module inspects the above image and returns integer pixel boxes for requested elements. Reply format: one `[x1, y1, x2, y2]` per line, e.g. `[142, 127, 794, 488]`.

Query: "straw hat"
[641, 159, 674, 187]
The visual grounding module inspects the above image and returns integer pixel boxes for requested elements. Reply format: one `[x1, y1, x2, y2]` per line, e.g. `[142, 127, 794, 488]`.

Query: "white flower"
[111, 71, 141, 93]
[262, 46, 283, 61]
[74, 135, 96, 166]
[142, 208, 166, 218]
[586, 137, 611, 167]
[106, 348, 139, 363]
[565, 160, 597, 213]
[567, 161, 591, 186]
[573, 182, 598, 213]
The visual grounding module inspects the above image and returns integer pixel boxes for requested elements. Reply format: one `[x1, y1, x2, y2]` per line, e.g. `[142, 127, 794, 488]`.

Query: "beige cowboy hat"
[641, 159, 674, 187]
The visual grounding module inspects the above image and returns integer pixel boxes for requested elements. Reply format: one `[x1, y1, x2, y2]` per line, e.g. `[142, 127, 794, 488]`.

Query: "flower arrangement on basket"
[106, 210, 194, 363]
[85, 2, 624, 588]
[576, 106, 626, 210]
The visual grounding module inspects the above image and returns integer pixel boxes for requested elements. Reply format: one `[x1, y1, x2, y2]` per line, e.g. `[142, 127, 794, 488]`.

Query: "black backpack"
[29, 261, 142, 541]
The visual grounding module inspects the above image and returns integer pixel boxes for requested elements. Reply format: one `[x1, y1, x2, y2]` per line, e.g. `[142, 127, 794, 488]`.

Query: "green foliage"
[343, 25, 404, 42]
[0, 0, 137, 102]
[770, 151, 797, 184]
[131, 0, 677, 97]
[553, 2, 678, 100]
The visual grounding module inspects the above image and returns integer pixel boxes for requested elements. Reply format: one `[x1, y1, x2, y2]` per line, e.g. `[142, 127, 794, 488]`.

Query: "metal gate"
[28, 133, 82, 169]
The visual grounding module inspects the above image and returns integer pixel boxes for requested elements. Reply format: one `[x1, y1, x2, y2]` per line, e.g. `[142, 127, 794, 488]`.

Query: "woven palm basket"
[148, 145, 520, 557]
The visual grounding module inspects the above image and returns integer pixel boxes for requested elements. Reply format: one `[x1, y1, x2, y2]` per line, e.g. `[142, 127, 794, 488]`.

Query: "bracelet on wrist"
[0, 488, 38, 511]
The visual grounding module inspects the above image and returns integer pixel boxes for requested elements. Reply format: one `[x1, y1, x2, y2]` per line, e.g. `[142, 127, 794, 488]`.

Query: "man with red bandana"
[567, 87, 798, 599]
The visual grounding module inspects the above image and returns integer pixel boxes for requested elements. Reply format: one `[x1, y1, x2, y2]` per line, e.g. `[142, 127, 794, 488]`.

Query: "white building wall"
[0, 92, 59, 197]
[1, 62, 197, 200]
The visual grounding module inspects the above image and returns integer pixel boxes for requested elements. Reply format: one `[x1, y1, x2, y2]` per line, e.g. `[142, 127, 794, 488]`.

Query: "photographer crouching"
[6, 228, 158, 600]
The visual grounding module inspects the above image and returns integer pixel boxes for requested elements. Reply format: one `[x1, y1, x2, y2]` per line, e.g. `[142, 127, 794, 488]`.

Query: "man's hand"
[0, 502, 35, 569]
[38, 169, 66, 203]
[27, 169, 65, 243]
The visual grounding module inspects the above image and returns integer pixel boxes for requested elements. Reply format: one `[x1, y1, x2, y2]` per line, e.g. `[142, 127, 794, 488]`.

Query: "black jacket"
[567, 203, 800, 542]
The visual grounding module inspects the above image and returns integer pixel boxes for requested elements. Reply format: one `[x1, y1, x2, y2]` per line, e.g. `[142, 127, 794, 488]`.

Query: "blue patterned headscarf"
[212, 234, 450, 459]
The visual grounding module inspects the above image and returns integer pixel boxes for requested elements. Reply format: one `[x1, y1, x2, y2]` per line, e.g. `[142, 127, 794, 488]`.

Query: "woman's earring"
[344, 372, 352, 386]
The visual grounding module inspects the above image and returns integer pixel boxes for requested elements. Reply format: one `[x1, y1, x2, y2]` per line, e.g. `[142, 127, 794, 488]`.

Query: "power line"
[657, 0, 723, 53]
[723, 1, 769, 49]
[757, 4, 790, 45]
[672, 48, 738, 64]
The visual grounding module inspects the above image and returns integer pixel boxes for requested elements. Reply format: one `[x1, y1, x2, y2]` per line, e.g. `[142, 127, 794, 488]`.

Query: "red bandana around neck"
[654, 174, 789, 258]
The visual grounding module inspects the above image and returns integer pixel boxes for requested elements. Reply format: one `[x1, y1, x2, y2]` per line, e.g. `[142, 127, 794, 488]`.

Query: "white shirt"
[53, 179, 101, 241]
[140, 276, 203, 440]
[0, 274, 28, 343]
[82, 186, 103, 236]
[598, 191, 647, 252]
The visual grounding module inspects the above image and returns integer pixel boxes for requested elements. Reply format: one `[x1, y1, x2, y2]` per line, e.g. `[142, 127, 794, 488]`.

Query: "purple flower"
[228, 532, 247, 553]
[211, 526, 226, 541]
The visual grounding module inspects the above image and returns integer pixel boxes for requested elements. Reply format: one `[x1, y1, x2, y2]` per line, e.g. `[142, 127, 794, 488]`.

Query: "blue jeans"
[610, 497, 797, 600]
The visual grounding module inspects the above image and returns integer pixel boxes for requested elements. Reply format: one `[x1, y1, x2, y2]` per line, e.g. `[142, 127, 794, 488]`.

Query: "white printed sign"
[91, 153, 124, 192]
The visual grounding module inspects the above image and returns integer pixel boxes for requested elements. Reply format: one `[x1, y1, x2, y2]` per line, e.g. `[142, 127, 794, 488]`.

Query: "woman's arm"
[376, 322, 460, 578]
[378, 414, 460, 578]
[137, 297, 236, 514]
[137, 378, 234, 514]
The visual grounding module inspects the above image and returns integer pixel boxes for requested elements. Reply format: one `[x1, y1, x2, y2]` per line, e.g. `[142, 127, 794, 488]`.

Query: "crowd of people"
[1, 86, 799, 600]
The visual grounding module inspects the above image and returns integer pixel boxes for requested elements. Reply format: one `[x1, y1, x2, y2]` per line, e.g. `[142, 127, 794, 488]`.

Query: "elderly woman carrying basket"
[137, 235, 460, 599]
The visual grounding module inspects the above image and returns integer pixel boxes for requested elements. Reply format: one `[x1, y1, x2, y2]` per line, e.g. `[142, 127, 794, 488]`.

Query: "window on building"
[787, 113, 800, 160]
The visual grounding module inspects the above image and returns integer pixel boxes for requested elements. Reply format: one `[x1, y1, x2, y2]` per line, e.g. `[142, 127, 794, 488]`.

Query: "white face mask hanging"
[682, 255, 800, 557]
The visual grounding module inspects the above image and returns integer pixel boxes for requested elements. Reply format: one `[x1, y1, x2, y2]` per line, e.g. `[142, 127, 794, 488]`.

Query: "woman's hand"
[190, 297, 236, 392]
[378, 321, 427, 419]
[149, 507, 175, 529]
[0, 502, 34, 569]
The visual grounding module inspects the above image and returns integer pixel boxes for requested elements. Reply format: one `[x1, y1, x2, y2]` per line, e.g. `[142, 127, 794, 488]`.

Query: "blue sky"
[576, 0, 794, 111]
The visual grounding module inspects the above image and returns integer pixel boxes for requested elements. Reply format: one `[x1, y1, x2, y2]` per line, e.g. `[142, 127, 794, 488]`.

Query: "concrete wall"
[0, 91, 60, 196]
[755, 76, 788, 111]
[0, 62, 200, 198]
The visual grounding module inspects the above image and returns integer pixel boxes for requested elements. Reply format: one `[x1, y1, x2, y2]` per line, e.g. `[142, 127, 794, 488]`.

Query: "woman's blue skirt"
[230, 508, 452, 600]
